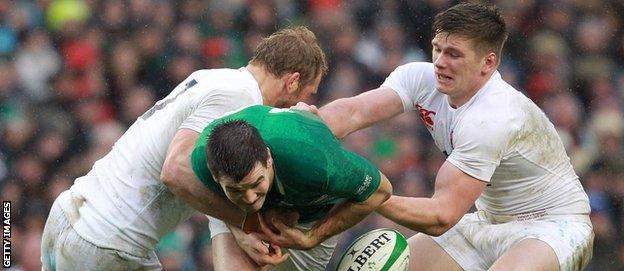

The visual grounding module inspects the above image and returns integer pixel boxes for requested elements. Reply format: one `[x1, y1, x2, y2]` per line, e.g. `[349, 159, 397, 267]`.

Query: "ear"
[211, 174, 219, 183]
[285, 72, 301, 94]
[266, 147, 273, 166]
[482, 52, 498, 75]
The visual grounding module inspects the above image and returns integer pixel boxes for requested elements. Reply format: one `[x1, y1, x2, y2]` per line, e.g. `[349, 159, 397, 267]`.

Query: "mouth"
[436, 73, 453, 83]
[245, 197, 263, 211]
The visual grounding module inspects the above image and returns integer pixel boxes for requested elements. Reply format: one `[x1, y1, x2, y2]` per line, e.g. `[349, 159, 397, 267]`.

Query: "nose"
[242, 190, 257, 205]
[433, 53, 446, 68]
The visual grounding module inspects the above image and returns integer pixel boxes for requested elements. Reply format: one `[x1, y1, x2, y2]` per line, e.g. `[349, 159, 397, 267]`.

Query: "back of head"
[250, 26, 328, 87]
[433, 3, 508, 63]
[207, 120, 268, 182]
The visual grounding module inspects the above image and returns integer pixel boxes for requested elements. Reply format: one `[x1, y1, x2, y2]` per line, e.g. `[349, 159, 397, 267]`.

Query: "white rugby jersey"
[61, 67, 263, 255]
[382, 62, 590, 216]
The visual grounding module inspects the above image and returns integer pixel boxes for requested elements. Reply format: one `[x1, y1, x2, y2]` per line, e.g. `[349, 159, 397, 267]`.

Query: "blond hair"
[250, 26, 328, 87]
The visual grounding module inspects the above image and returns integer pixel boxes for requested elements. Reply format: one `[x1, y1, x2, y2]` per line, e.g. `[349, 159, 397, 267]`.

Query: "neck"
[448, 71, 494, 108]
[247, 64, 281, 106]
[267, 162, 276, 192]
[448, 89, 478, 108]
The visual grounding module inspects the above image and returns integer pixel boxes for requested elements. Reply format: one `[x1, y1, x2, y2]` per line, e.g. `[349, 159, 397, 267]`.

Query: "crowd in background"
[1, 0, 623, 270]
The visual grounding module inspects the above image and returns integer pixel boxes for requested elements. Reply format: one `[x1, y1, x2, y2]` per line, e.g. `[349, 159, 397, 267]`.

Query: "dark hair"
[433, 3, 508, 63]
[206, 120, 268, 182]
[249, 26, 328, 88]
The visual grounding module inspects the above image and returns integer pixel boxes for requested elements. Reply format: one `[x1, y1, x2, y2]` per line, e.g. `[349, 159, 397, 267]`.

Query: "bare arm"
[161, 128, 245, 226]
[260, 173, 393, 250]
[377, 161, 487, 236]
[318, 87, 405, 138]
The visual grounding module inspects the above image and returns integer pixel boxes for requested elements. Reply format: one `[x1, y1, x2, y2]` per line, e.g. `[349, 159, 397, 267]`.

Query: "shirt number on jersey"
[141, 79, 198, 120]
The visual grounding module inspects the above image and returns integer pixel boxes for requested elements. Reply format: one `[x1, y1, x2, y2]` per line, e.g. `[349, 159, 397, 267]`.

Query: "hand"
[243, 211, 261, 234]
[290, 102, 319, 115]
[231, 228, 290, 266]
[257, 216, 318, 250]
[244, 208, 298, 234]
[260, 207, 299, 233]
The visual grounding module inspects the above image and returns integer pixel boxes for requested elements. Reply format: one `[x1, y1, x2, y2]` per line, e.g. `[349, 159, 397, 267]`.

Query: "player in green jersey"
[191, 105, 392, 270]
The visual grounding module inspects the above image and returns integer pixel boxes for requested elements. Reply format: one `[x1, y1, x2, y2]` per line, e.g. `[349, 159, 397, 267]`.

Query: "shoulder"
[389, 62, 434, 78]
[458, 80, 524, 142]
[383, 62, 436, 105]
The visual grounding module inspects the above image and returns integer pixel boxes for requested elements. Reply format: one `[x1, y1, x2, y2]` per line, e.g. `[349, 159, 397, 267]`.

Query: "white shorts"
[209, 216, 339, 271]
[41, 195, 162, 271]
[432, 211, 594, 271]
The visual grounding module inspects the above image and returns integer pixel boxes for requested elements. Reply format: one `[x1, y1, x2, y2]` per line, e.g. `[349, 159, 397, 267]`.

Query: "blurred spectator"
[15, 29, 61, 102]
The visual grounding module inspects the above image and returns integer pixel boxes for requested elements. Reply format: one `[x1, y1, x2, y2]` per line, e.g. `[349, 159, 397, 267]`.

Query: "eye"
[226, 187, 243, 194]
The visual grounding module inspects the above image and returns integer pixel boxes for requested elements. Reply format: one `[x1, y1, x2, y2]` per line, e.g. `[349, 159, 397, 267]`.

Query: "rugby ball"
[337, 228, 410, 271]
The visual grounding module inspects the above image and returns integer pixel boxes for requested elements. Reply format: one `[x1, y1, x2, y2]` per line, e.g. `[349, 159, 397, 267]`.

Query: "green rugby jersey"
[191, 105, 381, 223]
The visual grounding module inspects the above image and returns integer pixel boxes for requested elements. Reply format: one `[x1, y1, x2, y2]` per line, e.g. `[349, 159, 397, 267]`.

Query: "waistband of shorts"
[476, 209, 591, 224]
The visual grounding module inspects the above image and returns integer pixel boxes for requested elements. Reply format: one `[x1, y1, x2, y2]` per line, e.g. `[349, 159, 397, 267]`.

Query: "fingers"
[290, 102, 309, 110]
[290, 102, 320, 114]
[259, 253, 289, 266]
[311, 105, 319, 112]
[251, 239, 269, 254]
[258, 245, 289, 266]
[257, 215, 280, 243]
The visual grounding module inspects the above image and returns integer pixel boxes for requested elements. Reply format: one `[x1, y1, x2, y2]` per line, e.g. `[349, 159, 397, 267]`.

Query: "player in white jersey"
[41, 26, 327, 270]
[293, 3, 593, 271]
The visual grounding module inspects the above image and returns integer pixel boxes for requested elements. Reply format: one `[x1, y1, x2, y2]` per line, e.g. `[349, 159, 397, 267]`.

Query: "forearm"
[166, 172, 245, 226]
[309, 201, 375, 246]
[309, 178, 392, 246]
[377, 196, 451, 236]
[319, 87, 404, 138]
[162, 129, 245, 227]
[318, 98, 362, 138]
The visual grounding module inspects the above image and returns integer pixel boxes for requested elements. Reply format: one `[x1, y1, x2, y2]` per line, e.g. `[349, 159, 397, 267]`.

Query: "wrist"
[305, 227, 323, 249]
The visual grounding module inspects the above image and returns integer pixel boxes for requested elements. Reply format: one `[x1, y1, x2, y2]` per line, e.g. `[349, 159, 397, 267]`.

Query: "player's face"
[431, 33, 487, 105]
[278, 73, 322, 107]
[219, 160, 274, 213]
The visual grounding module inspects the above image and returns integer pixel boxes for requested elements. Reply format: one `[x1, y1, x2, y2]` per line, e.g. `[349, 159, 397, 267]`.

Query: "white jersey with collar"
[382, 62, 590, 216]
[62, 67, 263, 255]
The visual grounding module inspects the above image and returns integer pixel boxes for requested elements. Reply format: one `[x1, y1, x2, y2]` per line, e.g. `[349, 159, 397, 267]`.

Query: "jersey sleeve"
[381, 62, 435, 112]
[325, 147, 382, 202]
[180, 86, 257, 133]
[446, 116, 513, 182]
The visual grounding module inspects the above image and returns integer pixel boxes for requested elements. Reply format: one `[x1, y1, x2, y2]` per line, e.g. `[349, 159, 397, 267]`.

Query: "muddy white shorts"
[432, 211, 594, 271]
[209, 216, 339, 271]
[41, 192, 162, 271]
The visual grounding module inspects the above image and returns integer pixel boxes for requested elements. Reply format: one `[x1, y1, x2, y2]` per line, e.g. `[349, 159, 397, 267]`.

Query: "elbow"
[161, 158, 181, 189]
[426, 212, 457, 237]
[380, 179, 392, 202]
[375, 175, 392, 205]
[425, 226, 451, 237]
[334, 130, 349, 140]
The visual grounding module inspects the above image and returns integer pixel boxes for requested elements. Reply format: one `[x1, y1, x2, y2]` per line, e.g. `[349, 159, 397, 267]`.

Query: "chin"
[249, 202, 264, 212]
[435, 84, 451, 94]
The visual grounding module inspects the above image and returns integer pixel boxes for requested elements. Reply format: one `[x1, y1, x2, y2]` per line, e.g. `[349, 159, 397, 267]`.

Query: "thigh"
[409, 233, 463, 271]
[41, 201, 67, 271]
[53, 221, 161, 271]
[489, 238, 558, 271]
[212, 233, 260, 271]
[494, 218, 594, 271]
[278, 234, 339, 271]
